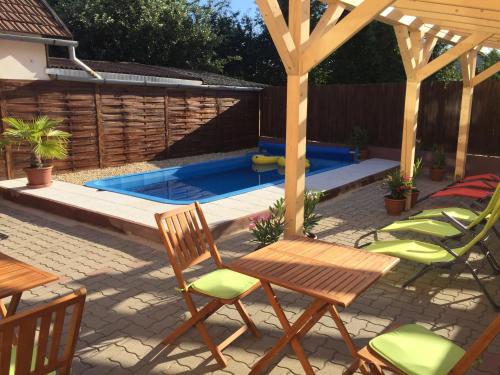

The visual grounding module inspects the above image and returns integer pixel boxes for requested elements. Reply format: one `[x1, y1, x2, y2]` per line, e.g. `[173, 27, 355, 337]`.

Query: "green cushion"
[380, 219, 461, 238]
[10, 345, 55, 375]
[369, 324, 465, 375]
[365, 240, 454, 264]
[410, 208, 478, 223]
[189, 268, 258, 299]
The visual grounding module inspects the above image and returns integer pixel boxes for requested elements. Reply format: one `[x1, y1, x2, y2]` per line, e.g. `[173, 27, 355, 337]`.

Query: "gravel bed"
[54, 148, 257, 185]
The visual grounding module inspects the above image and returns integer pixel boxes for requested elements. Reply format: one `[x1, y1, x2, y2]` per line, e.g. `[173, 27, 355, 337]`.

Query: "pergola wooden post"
[394, 27, 491, 208]
[454, 60, 500, 180]
[257, 0, 396, 236]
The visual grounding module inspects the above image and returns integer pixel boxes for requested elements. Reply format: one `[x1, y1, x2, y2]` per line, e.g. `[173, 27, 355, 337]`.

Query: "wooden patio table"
[0, 251, 58, 318]
[228, 237, 399, 375]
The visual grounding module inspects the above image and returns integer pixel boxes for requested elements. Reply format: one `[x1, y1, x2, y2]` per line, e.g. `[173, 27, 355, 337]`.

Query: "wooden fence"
[0, 80, 259, 179]
[261, 80, 499, 155]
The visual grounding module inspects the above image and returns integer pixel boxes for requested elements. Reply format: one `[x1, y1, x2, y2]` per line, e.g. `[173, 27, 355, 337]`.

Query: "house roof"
[48, 57, 266, 88]
[0, 0, 72, 39]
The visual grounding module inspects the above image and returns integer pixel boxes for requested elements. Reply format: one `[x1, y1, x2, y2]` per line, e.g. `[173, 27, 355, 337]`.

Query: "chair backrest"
[155, 202, 222, 289]
[468, 184, 500, 229]
[450, 314, 500, 374]
[0, 288, 86, 375]
[455, 199, 500, 256]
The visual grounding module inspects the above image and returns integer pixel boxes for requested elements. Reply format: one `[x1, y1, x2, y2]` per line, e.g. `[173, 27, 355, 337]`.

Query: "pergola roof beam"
[472, 62, 500, 87]
[256, 0, 297, 74]
[416, 32, 492, 81]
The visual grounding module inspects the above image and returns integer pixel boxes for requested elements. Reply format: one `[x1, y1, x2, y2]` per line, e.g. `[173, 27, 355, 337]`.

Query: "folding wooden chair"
[0, 288, 86, 375]
[155, 202, 261, 367]
[346, 314, 500, 375]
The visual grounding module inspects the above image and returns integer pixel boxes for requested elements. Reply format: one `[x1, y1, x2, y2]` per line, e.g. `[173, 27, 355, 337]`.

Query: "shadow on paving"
[0, 174, 498, 374]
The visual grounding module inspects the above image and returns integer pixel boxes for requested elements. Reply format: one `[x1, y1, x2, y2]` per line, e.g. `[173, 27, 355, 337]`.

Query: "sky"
[229, 0, 257, 15]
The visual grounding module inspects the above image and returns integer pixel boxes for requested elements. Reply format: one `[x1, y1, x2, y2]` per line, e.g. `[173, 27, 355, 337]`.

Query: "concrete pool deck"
[0, 158, 398, 241]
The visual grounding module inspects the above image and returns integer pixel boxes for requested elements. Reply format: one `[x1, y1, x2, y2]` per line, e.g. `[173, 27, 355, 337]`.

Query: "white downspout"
[68, 46, 102, 80]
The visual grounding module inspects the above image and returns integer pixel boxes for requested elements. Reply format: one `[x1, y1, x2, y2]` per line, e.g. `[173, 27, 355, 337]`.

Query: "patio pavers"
[0, 176, 498, 374]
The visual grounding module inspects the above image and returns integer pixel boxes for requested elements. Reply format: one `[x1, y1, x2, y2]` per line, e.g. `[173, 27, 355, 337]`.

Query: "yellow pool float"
[277, 156, 310, 168]
[251, 154, 279, 165]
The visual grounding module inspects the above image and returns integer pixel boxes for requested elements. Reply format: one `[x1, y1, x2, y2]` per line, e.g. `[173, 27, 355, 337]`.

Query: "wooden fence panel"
[261, 81, 500, 155]
[0, 80, 260, 178]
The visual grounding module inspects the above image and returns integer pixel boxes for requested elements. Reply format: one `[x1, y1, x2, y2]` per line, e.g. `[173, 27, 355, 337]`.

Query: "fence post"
[94, 85, 105, 168]
[0, 83, 13, 179]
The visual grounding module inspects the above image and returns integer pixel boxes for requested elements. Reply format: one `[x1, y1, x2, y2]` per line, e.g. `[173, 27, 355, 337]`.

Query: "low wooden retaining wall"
[0, 80, 260, 179]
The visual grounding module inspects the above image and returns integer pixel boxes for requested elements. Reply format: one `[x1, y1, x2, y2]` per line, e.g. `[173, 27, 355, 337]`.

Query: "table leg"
[250, 282, 327, 375]
[328, 305, 358, 359]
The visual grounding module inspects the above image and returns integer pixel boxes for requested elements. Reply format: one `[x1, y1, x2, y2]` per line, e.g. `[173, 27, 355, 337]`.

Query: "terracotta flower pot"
[384, 196, 406, 216]
[430, 167, 445, 181]
[359, 149, 369, 160]
[410, 189, 420, 208]
[24, 166, 53, 188]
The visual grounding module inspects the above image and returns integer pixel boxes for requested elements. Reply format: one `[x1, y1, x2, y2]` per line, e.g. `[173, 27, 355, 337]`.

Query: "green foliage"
[478, 49, 500, 80]
[410, 157, 423, 190]
[349, 127, 369, 151]
[249, 198, 285, 249]
[303, 190, 323, 234]
[47, 0, 499, 85]
[431, 144, 446, 169]
[249, 190, 323, 248]
[384, 169, 408, 200]
[2, 116, 71, 168]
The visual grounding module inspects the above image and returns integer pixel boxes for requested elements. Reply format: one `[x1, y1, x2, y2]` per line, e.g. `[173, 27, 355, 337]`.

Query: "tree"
[47, 0, 233, 72]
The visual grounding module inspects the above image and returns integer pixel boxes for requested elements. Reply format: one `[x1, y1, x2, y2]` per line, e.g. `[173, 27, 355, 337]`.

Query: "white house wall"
[0, 39, 49, 80]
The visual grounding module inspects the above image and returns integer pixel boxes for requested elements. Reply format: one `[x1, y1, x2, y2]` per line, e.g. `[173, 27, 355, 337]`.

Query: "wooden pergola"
[256, 0, 500, 236]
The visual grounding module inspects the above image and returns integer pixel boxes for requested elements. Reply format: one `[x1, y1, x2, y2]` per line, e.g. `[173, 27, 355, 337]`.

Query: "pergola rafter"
[257, 0, 500, 236]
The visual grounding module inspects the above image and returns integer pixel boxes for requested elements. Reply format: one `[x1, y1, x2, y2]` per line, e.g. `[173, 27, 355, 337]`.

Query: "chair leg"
[355, 230, 377, 248]
[464, 260, 500, 311]
[343, 358, 362, 375]
[162, 299, 221, 346]
[234, 300, 260, 338]
[402, 265, 433, 288]
[195, 320, 228, 366]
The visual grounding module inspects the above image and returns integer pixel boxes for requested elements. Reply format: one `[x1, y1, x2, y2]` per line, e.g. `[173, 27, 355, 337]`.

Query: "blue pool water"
[85, 144, 354, 204]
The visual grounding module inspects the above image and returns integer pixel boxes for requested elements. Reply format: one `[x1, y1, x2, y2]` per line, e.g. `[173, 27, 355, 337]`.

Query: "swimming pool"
[85, 143, 355, 204]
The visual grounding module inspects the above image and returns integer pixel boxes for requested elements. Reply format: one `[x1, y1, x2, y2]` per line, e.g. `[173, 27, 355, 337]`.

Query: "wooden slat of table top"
[0, 252, 58, 299]
[229, 238, 399, 307]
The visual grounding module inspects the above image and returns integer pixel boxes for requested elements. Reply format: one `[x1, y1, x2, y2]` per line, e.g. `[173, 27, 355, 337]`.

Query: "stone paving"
[0, 175, 499, 374]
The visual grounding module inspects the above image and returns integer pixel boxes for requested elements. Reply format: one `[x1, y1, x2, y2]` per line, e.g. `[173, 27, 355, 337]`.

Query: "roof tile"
[0, 0, 72, 38]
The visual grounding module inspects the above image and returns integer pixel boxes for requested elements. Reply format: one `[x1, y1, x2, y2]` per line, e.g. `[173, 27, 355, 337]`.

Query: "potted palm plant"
[384, 169, 407, 215]
[430, 144, 446, 181]
[1, 116, 71, 188]
[349, 127, 369, 160]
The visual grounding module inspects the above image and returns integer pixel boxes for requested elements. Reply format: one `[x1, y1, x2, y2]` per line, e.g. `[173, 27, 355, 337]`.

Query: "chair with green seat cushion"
[155, 202, 261, 368]
[369, 324, 465, 375]
[347, 314, 500, 375]
[363, 203, 500, 309]
[190, 268, 259, 300]
[9, 345, 55, 375]
[1, 289, 86, 375]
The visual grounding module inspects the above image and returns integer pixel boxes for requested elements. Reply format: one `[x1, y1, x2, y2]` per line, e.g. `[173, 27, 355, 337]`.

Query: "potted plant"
[249, 190, 323, 248]
[349, 127, 369, 160]
[384, 169, 407, 215]
[430, 144, 446, 181]
[409, 157, 423, 207]
[1, 116, 71, 188]
[249, 198, 285, 249]
[303, 190, 323, 239]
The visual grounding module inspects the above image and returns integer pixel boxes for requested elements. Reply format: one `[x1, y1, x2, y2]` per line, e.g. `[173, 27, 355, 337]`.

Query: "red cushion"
[450, 180, 497, 190]
[432, 187, 492, 199]
[463, 173, 499, 182]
